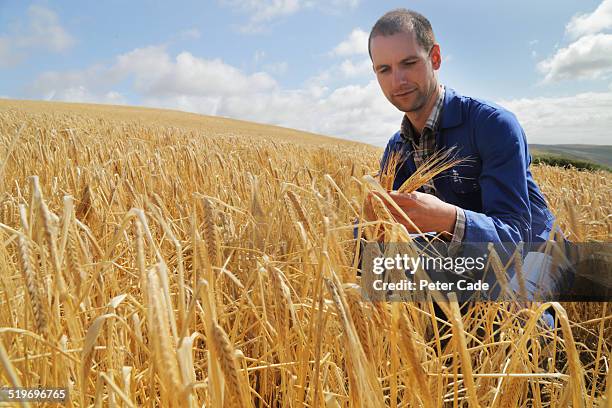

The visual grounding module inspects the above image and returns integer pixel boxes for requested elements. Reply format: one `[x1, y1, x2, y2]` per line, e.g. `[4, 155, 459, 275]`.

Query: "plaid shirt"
[400, 85, 444, 195]
[399, 85, 466, 244]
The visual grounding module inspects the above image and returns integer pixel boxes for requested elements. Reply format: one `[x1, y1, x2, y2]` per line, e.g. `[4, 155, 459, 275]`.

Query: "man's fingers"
[372, 190, 416, 203]
[389, 191, 417, 200]
[389, 207, 412, 220]
[369, 191, 419, 222]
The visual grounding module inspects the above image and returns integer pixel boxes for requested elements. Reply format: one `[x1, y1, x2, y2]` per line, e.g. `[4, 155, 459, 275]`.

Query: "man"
[367, 8, 556, 248]
[364, 9, 568, 312]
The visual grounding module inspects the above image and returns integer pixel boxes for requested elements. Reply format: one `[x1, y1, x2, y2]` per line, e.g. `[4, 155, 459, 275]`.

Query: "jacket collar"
[440, 87, 463, 129]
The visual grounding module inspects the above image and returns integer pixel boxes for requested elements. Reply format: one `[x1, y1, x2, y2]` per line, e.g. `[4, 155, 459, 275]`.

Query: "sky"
[1, 0, 611, 146]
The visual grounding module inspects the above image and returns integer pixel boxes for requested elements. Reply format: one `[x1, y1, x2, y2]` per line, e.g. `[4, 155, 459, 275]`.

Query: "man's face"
[370, 31, 441, 113]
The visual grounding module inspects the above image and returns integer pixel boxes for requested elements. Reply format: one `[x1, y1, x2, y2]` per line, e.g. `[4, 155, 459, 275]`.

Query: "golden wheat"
[0, 102, 609, 407]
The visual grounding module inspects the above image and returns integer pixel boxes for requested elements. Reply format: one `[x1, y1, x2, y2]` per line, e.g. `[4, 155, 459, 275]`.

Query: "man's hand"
[369, 191, 458, 238]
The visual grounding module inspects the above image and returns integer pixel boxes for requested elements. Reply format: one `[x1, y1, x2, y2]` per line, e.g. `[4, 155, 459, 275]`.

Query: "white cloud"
[142, 95, 224, 116]
[301, 60, 371, 89]
[16, 5, 75, 52]
[566, 0, 612, 38]
[221, 0, 360, 33]
[44, 86, 127, 105]
[252, 50, 288, 75]
[498, 91, 612, 144]
[249, 0, 300, 22]
[29, 45, 400, 145]
[111, 46, 277, 97]
[113, 45, 173, 82]
[323, 0, 360, 10]
[317, 28, 374, 82]
[140, 80, 400, 146]
[339, 58, 371, 77]
[32, 37, 612, 148]
[331, 28, 369, 57]
[537, 1, 612, 83]
[214, 80, 400, 145]
[32, 65, 117, 97]
[32, 45, 278, 101]
[221, 0, 301, 32]
[310, 28, 377, 83]
[0, 5, 74, 67]
[537, 33, 612, 82]
[509, 2, 612, 143]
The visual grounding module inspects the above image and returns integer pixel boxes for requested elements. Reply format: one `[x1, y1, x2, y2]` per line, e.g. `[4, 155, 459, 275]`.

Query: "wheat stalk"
[0, 103, 608, 406]
[211, 321, 250, 407]
[17, 232, 47, 335]
[146, 265, 182, 405]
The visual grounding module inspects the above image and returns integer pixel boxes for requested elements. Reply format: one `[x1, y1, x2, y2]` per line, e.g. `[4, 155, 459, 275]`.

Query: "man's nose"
[392, 67, 407, 88]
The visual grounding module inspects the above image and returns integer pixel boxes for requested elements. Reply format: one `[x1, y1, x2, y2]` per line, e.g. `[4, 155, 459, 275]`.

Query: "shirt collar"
[399, 84, 445, 142]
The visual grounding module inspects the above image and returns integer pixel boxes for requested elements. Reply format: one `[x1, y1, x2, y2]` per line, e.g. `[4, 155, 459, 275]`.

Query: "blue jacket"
[381, 87, 556, 244]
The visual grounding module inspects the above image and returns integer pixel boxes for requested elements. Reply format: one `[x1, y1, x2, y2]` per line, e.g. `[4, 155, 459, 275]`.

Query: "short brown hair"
[368, 8, 436, 59]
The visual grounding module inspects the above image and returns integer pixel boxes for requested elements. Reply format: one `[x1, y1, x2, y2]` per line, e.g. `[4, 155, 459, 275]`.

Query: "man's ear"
[430, 44, 442, 70]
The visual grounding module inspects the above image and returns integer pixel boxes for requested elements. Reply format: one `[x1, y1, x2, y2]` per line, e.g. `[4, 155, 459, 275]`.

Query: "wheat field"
[0, 100, 610, 407]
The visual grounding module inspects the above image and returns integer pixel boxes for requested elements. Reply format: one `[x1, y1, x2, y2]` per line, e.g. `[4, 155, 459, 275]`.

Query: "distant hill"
[2, 99, 610, 171]
[529, 144, 612, 169]
[0, 98, 374, 149]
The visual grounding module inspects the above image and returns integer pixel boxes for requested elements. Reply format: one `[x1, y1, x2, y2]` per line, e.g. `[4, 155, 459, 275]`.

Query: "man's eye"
[378, 67, 389, 74]
[403, 61, 416, 66]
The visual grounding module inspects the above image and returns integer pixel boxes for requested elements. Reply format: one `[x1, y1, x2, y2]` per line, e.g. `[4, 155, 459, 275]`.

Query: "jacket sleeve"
[462, 110, 532, 244]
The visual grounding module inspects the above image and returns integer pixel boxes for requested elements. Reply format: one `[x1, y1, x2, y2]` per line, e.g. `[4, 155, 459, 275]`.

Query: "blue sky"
[1, 0, 611, 146]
